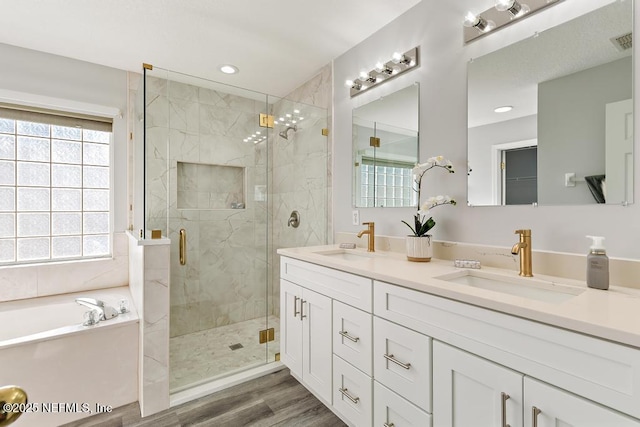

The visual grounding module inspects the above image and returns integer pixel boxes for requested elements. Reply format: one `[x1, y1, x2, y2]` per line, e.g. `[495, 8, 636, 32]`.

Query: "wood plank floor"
[62, 368, 346, 427]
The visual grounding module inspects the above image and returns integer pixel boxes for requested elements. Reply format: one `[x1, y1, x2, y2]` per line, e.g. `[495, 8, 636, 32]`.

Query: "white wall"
[333, 0, 640, 258]
[468, 115, 537, 205]
[538, 57, 632, 204]
[0, 42, 129, 233]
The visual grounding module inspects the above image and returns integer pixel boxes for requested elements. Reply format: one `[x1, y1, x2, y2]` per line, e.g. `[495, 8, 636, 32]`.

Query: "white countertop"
[278, 245, 640, 348]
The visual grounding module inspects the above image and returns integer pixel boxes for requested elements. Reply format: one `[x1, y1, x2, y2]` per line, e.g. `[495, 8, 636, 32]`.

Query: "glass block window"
[0, 108, 112, 264]
[359, 158, 416, 208]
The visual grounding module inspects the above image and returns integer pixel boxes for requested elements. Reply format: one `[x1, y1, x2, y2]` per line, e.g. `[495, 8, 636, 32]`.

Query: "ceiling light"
[494, 106, 513, 113]
[219, 64, 239, 74]
[299, 117, 304, 121]
[293, 109, 300, 114]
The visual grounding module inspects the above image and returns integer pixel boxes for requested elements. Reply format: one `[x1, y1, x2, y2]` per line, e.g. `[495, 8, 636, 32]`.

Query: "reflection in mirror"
[353, 83, 419, 207]
[467, 1, 633, 206]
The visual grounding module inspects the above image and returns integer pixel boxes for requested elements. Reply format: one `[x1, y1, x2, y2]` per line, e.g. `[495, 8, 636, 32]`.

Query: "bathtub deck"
[60, 368, 344, 427]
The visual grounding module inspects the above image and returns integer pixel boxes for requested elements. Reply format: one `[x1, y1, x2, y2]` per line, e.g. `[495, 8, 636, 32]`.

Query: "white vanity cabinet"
[280, 279, 332, 403]
[280, 256, 374, 426]
[433, 341, 524, 427]
[280, 254, 640, 426]
[434, 342, 640, 427]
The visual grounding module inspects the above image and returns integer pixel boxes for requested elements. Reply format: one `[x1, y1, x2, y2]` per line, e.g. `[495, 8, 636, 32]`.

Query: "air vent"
[611, 32, 632, 52]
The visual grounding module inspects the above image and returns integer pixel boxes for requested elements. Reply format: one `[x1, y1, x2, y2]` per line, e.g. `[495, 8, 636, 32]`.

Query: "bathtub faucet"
[75, 297, 119, 322]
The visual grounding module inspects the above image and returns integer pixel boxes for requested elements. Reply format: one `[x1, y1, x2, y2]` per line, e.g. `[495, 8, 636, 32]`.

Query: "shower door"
[144, 67, 273, 392]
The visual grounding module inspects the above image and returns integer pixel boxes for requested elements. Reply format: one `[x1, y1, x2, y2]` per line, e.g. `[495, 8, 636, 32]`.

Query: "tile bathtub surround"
[0, 232, 129, 302]
[335, 232, 640, 290]
[128, 232, 171, 416]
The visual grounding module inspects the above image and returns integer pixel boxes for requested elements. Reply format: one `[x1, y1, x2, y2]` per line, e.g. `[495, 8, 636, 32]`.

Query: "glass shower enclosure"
[141, 66, 328, 393]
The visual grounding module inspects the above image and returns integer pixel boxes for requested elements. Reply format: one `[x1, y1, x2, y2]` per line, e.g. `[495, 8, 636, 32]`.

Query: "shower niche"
[177, 162, 245, 210]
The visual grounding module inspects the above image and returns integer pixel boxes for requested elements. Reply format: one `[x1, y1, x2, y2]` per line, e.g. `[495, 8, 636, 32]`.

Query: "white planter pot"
[406, 235, 433, 262]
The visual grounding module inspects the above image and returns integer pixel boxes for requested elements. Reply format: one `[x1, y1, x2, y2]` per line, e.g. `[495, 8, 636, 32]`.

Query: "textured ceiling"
[468, 0, 632, 128]
[0, 0, 421, 96]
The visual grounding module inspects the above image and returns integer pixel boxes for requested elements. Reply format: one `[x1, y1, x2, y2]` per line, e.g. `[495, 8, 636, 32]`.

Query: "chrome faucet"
[75, 297, 119, 322]
[357, 222, 375, 252]
[511, 229, 533, 277]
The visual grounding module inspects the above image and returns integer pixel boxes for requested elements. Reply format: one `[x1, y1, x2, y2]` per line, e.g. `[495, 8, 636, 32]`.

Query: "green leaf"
[401, 220, 417, 236]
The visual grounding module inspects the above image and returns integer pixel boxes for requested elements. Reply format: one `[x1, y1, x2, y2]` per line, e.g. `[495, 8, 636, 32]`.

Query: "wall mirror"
[467, 1, 633, 206]
[353, 83, 419, 207]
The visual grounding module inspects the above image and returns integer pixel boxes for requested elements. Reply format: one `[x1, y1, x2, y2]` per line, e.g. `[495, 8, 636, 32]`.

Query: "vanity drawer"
[373, 280, 640, 419]
[374, 316, 431, 412]
[374, 381, 432, 427]
[333, 301, 372, 376]
[333, 354, 372, 427]
[281, 257, 372, 311]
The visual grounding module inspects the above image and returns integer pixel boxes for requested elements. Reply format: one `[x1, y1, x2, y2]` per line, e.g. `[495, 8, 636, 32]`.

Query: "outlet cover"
[352, 210, 360, 226]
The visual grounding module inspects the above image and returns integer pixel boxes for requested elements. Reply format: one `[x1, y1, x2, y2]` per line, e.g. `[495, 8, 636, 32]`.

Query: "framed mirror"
[467, 1, 633, 206]
[353, 83, 419, 207]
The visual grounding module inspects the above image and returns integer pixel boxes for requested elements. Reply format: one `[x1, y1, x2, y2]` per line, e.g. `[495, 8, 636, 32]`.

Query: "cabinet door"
[333, 301, 372, 376]
[334, 354, 373, 427]
[433, 341, 523, 427]
[374, 316, 431, 412]
[374, 381, 432, 427]
[525, 377, 640, 427]
[302, 288, 332, 404]
[280, 279, 302, 378]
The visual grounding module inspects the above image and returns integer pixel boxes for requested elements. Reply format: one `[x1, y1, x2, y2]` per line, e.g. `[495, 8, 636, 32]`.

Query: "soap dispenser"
[586, 236, 609, 290]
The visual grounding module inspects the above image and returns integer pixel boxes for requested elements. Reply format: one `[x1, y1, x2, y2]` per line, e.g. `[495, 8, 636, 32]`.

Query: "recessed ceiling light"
[219, 64, 239, 74]
[494, 106, 513, 113]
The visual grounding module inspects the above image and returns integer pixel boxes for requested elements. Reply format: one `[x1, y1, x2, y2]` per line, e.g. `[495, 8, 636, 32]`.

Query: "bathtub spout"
[75, 298, 119, 321]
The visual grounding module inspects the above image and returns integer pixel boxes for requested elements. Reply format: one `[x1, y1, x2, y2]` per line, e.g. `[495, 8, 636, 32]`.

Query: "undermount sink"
[435, 270, 585, 304]
[313, 249, 376, 262]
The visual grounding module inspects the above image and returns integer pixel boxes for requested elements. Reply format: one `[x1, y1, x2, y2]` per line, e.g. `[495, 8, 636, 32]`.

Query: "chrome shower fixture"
[279, 125, 298, 140]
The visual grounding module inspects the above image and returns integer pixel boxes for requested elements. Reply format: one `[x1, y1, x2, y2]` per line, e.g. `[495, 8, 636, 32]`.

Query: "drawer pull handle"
[532, 406, 541, 427]
[300, 300, 307, 320]
[293, 296, 300, 318]
[338, 387, 360, 404]
[501, 392, 510, 427]
[339, 330, 360, 342]
[383, 354, 411, 370]
[383, 423, 395, 427]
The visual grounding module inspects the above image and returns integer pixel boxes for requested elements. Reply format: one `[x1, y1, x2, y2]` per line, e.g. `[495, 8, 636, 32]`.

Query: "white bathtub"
[0, 287, 139, 426]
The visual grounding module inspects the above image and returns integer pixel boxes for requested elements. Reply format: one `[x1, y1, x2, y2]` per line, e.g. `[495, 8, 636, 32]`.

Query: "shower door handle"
[179, 229, 186, 265]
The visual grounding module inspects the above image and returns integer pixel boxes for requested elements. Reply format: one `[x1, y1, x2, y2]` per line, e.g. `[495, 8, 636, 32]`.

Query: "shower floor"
[170, 315, 280, 392]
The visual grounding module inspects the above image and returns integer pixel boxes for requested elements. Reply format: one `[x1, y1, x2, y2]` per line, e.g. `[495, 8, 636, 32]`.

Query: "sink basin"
[435, 270, 585, 304]
[313, 249, 376, 262]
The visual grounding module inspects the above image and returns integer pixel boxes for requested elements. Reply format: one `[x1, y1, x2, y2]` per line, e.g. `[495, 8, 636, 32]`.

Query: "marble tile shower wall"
[145, 77, 268, 338]
[269, 65, 333, 317]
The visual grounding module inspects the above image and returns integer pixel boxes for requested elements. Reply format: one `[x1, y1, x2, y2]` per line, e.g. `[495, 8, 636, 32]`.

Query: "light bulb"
[391, 66, 401, 75]
[464, 11, 479, 28]
[279, 117, 285, 121]
[293, 109, 300, 114]
[391, 52, 403, 64]
[286, 113, 291, 118]
[345, 79, 354, 88]
[359, 71, 370, 81]
[299, 117, 304, 121]
[495, 0, 514, 11]
[256, 131, 261, 135]
[374, 62, 385, 73]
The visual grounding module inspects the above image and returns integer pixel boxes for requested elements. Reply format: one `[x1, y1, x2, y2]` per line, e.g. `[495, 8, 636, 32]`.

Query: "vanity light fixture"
[464, 0, 562, 44]
[346, 46, 419, 97]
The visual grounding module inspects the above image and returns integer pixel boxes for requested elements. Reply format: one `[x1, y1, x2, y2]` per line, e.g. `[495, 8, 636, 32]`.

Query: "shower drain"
[229, 343, 243, 351]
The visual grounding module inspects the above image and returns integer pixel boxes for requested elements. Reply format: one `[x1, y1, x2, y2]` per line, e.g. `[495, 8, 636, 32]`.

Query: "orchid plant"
[402, 156, 456, 237]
